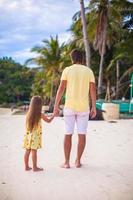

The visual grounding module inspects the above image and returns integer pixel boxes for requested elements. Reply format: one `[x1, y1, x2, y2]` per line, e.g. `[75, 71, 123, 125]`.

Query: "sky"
[0, 0, 88, 66]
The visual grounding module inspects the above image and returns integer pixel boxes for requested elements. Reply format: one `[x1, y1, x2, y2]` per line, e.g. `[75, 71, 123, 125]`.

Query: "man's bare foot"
[75, 160, 82, 168]
[60, 163, 70, 169]
[33, 167, 44, 172]
[25, 166, 32, 171]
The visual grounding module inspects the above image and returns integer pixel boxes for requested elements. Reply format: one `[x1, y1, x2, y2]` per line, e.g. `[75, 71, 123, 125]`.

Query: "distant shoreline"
[0, 108, 11, 115]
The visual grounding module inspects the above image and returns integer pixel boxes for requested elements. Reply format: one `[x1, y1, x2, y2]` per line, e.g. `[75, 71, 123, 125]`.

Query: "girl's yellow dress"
[23, 121, 42, 150]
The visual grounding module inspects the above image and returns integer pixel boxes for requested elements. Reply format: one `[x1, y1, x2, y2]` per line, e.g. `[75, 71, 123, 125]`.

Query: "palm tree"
[90, 0, 133, 98]
[71, 0, 133, 99]
[104, 52, 133, 100]
[92, 0, 109, 98]
[79, 0, 91, 67]
[26, 35, 70, 108]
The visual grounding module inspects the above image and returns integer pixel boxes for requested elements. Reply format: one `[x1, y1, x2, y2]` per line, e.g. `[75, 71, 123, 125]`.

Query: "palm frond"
[119, 66, 133, 83]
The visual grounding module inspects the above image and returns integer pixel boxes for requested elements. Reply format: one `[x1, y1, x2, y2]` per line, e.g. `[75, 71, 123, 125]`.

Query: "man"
[53, 49, 96, 168]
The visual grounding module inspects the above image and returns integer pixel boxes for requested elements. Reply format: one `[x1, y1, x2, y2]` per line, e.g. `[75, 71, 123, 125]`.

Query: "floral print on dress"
[23, 121, 42, 150]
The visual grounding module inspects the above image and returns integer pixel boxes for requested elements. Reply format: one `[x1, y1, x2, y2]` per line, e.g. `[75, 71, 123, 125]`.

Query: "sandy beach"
[0, 109, 133, 200]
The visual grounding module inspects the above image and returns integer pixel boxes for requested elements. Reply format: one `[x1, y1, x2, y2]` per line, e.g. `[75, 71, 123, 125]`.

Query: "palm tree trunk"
[98, 17, 107, 99]
[93, 0, 108, 99]
[50, 73, 54, 99]
[80, 0, 91, 68]
[105, 79, 110, 102]
[116, 60, 120, 99]
[98, 39, 106, 98]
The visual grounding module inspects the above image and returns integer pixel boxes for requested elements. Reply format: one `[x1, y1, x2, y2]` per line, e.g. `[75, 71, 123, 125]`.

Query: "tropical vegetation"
[0, 57, 36, 105]
[0, 0, 133, 106]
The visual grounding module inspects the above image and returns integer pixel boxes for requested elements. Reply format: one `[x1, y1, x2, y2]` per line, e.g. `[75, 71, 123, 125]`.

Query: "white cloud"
[0, 33, 28, 44]
[6, 1, 18, 10]
[0, 0, 77, 32]
[0, 0, 81, 64]
[12, 48, 37, 59]
[58, 32, 72, 44]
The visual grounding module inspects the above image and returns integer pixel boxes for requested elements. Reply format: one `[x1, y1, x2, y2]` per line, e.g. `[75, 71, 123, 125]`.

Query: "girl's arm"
[41, 113, 54, 123]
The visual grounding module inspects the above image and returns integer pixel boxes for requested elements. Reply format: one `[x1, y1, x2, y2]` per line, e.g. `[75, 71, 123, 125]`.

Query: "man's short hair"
[70, 49, 83, 64]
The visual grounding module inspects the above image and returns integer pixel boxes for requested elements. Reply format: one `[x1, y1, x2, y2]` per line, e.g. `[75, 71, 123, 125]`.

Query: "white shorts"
[63, 108, 89, 135]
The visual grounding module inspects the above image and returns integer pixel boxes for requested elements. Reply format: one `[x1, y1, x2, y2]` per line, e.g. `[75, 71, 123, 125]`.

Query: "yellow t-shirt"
[61, 64, 95, 112]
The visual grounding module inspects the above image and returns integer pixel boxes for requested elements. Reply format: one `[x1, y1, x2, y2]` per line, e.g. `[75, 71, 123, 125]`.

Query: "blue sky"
[0, 0, 88, 65]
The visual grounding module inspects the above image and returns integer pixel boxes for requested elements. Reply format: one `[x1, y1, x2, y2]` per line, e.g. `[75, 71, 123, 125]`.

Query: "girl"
[23, 96, 54, 172]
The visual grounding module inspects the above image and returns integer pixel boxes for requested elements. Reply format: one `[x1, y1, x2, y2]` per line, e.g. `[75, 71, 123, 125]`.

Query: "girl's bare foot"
[60, 163, 70, 169]
[33, 167, 44, 172]
[75, 160, 82, 168]
[25, 166, 32, 171]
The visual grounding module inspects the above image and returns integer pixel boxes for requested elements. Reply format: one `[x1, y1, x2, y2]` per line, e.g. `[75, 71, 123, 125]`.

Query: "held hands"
[90, 106, 97, 119]
[41, 113, 55, 123]
[50, 113, 55, 120]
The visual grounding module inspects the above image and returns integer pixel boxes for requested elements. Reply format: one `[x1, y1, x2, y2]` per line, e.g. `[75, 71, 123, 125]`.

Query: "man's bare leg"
[75, 134, 86, 168]
[24, 149, 32, 170]
[61, 134, 72, 168]
[31, 149, 43, 172]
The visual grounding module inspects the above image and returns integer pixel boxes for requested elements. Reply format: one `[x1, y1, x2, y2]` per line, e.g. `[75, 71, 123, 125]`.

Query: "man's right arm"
[53, 80, 67, 115]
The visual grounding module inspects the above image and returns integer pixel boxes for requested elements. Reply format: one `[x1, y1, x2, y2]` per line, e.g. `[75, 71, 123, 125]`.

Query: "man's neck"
[73, 62, 82, 65]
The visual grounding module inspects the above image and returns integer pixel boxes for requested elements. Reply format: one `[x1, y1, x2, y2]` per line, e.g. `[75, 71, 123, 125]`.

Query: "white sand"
[0, 110, 133, 200]
[0, 108, 11, 115]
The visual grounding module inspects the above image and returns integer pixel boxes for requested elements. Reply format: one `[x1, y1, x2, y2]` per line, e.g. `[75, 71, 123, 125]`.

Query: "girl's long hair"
[26, 96, 42, 132]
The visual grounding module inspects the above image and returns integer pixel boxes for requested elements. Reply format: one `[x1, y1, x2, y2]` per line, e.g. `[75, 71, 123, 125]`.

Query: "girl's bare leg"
[31, 149, 43, 172]
[24, 149, 32, 170]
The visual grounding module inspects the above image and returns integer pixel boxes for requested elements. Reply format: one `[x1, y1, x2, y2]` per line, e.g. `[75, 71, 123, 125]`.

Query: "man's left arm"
[89, 82, 97, 118]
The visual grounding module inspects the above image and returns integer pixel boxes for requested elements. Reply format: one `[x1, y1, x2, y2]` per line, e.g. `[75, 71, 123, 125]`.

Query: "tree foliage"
[1, 1, 133, 104]
[0, 57, 36, 104]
